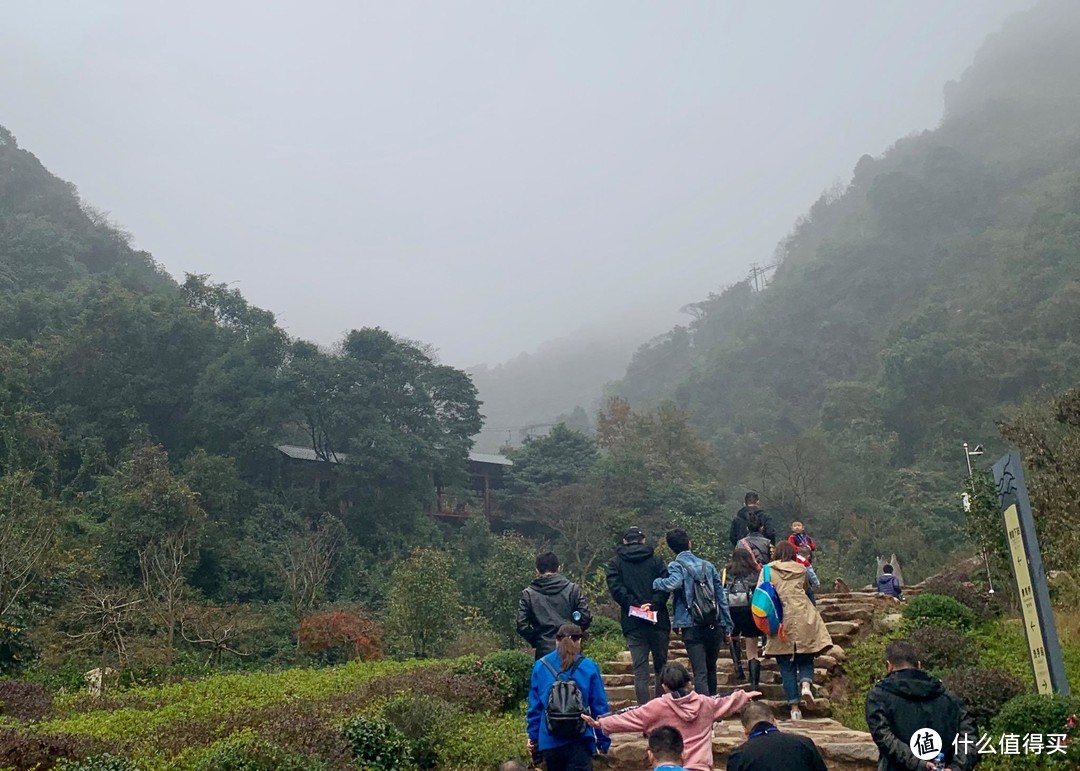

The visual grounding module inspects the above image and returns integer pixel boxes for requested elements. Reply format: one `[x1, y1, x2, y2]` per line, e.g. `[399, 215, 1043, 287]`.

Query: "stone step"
[604, 718, 878, 770]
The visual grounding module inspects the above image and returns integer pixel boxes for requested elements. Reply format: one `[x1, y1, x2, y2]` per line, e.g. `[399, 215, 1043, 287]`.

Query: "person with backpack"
[756, 541, 833, 722]
[735, 511, 772, 569]
[652, 529, 732, 696]
[518, 552, 593, 660]
[729, 492, 776, 547]
[876, 564, 903, 600]
[526, 622, 611, 771]
[723, 547, 763, 690]
[582, 662, 759, 771]
[606, 526, 671, 705]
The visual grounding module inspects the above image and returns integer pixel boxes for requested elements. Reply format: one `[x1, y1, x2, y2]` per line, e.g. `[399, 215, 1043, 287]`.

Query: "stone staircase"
[595, 591, 901, 770]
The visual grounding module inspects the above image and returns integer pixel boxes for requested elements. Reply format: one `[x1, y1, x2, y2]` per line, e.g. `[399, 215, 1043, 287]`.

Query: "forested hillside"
[613, 0, 1080, 580]
[0, 125, 486, 675]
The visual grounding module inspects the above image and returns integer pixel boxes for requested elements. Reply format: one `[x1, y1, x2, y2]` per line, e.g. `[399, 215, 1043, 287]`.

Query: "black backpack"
[541, 657, 587, 739]
[725, 570, 752, 609]
[677, 557, 720, 627]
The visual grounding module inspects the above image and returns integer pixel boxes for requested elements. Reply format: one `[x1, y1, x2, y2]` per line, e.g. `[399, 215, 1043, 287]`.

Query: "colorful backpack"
[751, 564, 784, 637]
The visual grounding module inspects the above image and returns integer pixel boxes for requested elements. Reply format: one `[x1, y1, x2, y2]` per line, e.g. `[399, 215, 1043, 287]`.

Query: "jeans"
[775, 652, 816, 704]
[625, 626, 669, 704]
[682, 625, 723, 696]
[543, 741, 593, 771]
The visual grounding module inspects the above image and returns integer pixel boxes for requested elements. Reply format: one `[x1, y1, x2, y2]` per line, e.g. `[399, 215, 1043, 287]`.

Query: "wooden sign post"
[992, 451, 1069, 695]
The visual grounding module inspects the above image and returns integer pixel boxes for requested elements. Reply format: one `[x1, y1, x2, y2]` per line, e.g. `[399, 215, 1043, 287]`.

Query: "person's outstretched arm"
[711, 688, 752, 720]
[596, 697, 664, 735]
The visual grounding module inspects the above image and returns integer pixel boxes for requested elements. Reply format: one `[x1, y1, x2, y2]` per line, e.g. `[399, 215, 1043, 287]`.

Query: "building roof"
[275, 444, 511, 467]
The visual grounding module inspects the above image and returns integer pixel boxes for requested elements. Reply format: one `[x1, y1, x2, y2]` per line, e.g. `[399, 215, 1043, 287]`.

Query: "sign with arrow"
[993, 452, 1069, 696]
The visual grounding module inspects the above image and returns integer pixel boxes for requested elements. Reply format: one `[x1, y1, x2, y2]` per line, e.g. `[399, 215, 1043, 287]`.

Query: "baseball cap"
[623, 527, 646, 542]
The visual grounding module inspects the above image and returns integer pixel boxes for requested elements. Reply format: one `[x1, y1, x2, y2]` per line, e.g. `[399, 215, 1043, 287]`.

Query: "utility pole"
[963, 442, 993, 594]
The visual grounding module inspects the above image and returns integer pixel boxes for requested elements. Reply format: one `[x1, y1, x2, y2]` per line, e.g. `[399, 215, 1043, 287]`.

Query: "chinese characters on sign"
[953, 733, 1068, 756]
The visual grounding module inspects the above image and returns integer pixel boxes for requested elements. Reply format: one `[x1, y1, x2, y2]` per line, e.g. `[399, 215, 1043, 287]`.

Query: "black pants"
[543, 741, 593, 771]
[625, 626, 669, 704]
[682, 624, 723, 696]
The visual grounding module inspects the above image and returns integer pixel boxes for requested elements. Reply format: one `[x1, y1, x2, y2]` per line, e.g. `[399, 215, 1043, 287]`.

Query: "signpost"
[991, 451, 1069, 695]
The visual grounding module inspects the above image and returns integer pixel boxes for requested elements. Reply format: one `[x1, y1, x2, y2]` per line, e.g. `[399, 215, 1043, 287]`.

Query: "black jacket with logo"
[516, 574, 592, 657]
[865, 668, 977, 771]
[605, 543, 671, 634]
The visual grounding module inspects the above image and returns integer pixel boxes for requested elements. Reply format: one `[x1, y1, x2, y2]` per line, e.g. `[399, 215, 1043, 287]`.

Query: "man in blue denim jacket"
[652, 528, 733, 696]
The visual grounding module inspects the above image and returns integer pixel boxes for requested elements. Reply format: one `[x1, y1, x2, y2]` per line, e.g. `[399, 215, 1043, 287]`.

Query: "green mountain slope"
[613, 0, 1080, 579]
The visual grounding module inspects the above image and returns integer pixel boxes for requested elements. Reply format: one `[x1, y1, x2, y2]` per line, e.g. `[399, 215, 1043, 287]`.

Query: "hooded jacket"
[866, 668, 977, 771]
[596, 689, 751, 771]
[606, 542, 671, 634]
[517, 573, 592, 657]
[756, 560, 832, 657]
[877, 573, 902, 599]
[653, 551, 732, 632]
[729, 507, 776, 546]
[727, 722, 828, 771]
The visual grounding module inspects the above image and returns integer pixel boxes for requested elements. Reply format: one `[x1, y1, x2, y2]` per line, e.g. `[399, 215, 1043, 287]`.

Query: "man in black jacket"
[516, 551, 592, 659]
[866, 640, 977, 771]
[605, 526, 670, 704]
[727, 701, 827, 771]
[729, 492, 776, 547]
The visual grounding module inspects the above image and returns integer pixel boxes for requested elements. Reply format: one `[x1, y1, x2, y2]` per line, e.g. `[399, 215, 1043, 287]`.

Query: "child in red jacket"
[787, 521, 816, 554]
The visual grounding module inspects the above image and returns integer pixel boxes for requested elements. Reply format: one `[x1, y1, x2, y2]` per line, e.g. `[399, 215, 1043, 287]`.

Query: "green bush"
[192, 731, 326, 771]
[55, 756, 141, 771]
[910, 626, 979, 673]
[988, 693, 1080, 768]
[902, 594, 977, 631]
[382, 693, 462, 770]
[436, 709, 526, 769]
[340, 715, 414, 770]
[941, 667, 1025, 724]
[921, 577, 1002, 623]
[587, 615, 623, 642]
[587, 636, 627, 674]
[833, 634, 889, 732]
[450, 659, 515, 710]
[481, 650, 533, 705]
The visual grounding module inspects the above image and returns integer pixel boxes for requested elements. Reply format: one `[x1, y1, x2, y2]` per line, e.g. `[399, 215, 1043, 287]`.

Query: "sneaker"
[789, 706, 803, 722]
[801, 680, 816, 708]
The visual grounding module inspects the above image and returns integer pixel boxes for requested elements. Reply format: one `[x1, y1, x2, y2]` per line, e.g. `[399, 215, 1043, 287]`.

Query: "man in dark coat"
[516, 551, 592, 659]
[727, 701, 827, 771]
[606, 526, 670, 704]
[729, 492, 776, 546]
[866, 640, 977, 771]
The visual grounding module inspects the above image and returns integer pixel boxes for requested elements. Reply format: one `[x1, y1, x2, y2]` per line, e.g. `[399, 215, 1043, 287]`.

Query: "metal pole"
[963, 442, 974, 479]
[965, 441, 995, 594]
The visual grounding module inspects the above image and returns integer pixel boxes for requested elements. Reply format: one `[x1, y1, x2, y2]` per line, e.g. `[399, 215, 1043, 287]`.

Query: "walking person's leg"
[648, 627, 669, 700]
[682, 626, 709, 695]
[775, 653, 802, 720]
[746, 634, 761, 691]
[565, 741, 593, 771]
[704, 626, 722, 696]
[797, 652, 817, 706]
[625, 629, 652, 706]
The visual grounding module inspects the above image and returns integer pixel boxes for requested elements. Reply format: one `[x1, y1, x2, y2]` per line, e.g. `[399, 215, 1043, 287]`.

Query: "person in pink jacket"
[582, 662, 760, 771]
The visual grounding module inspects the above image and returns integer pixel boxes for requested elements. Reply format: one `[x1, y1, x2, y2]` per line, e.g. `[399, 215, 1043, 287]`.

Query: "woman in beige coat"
[758, 540, 832, 721]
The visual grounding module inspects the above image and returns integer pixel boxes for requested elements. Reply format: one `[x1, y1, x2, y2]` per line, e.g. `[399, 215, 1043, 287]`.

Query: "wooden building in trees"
[274, 444, 510, 521]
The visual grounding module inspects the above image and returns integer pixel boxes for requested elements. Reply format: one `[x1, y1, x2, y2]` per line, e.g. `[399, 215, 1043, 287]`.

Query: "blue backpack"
[751, 564, 785, 637]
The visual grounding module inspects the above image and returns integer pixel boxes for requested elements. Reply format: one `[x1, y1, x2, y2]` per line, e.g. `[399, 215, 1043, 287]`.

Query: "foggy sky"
[1, 1, 1031, 367]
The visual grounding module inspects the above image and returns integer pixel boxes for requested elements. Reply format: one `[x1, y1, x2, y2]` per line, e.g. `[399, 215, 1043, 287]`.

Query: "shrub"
[921, 577, 1002, 623]
[193, 730, 327, 771]
[0, 679, 54, 721]
[436, 709, 526, 769]
[450, 658, 515, 710]
[587, 636, 626, 674]
[339, 715, 413, 770]
[481, 650, 533, 705]
[443, 612, 502, 659]
[909, 626, 979, 673]
[989, 694, 1080, 768]
[902, 594, 976, 631]
[941, 667, 1025, 724]
[297, 608, 383, 663]
[54, 756, 140, 771]
[382, 693, 462, 770]
[587, 615, 623, 642]
[833, 634, 890, 732]
[0, 727, 108, 770]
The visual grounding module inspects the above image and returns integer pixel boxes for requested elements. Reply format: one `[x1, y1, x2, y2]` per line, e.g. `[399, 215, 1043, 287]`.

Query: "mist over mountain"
[606, 0, 1080, 576]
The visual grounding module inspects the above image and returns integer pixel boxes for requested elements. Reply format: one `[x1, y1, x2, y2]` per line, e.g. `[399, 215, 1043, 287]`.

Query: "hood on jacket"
[530, 573, 572, 595]
[878, 668, 946, 701]
[765, 560, 806, 580]
[615, 543, 656, 563]
[660, 690, 709, 722]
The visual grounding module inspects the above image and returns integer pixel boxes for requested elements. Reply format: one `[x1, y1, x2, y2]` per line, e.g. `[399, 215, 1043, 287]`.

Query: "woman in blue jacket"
[526, 623, 611, 770]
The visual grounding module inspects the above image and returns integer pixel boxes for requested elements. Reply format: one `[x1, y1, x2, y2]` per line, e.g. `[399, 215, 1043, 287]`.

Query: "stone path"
[595, 591, 902, 770]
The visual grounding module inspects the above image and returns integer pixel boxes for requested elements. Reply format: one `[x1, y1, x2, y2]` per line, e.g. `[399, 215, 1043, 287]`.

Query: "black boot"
[729, 638, 744, 681]
[748, 659, 761, 692]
